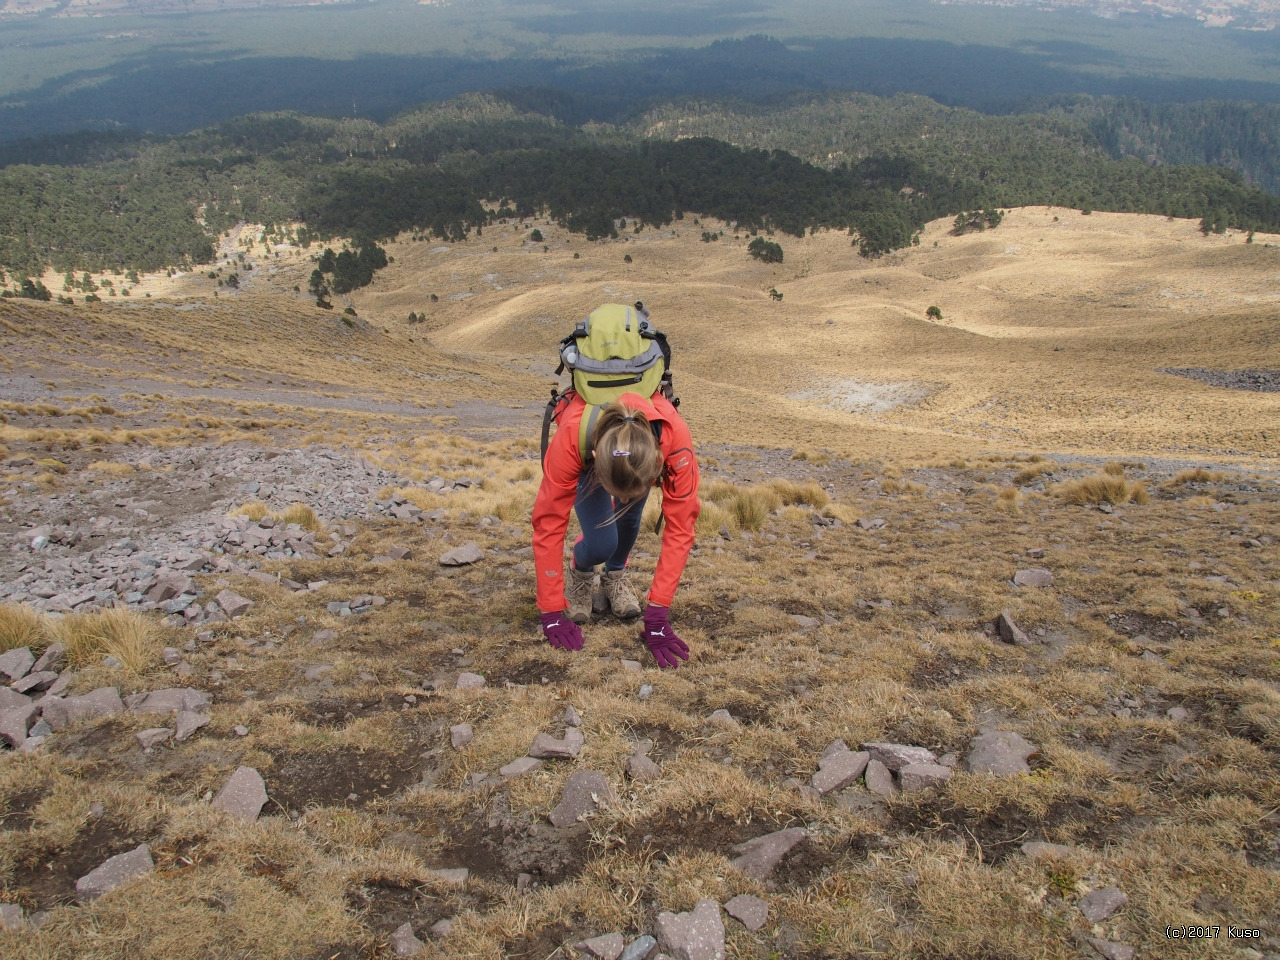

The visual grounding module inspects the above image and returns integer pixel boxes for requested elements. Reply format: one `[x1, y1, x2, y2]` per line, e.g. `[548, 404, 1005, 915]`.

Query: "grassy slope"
[1, 210, 1277, 959]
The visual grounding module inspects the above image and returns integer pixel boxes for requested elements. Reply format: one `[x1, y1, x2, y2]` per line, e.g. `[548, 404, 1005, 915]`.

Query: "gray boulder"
[0, 703, 38, 748]
[456, 672, 487, 690]
[727, 827, 807, 879]
[136, 728, 172, 749]
[723, 894, 768, 932]
[440, 543, 485, 566]
[75, 844, 153, 900]
[899, 763, 953, 792]
[575, 932, 625, 960]
[548, 770, 615, 827]
[211, 766, 268, 821]
[529, 728, 584, 760]
[0, 687, 31, 711]
[864, 759, 894, 797]
[861, 742, 937, 772]
[626, 754, 661, 783]
[215, 589, 254, 618]
[0, 903, 23, 931]
[174, 710, 210, 742]
[1013, 568, 1054, 588]
[996, 611, 1030, 645]
[0, 647, 34, 683]
[11, 671, 58, 694]
[42, 687, 124, 731]
[811, 750, 869, 795]
[31, 643, 66, 674]
[500, 757, 544, 778]
[1085, 937, 1135, 960]
[125, 687, 212, 715]
[965, 731, 1039, 776]
[1079, 887, 1128, 923]
[450, 723, 474, 749]
[654, 899, 725, 960]
[390, 922, 424, 957]
[619, 936, 658, 960]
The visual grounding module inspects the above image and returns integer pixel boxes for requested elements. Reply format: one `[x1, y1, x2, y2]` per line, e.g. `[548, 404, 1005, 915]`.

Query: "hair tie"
[622, 416, 636, 423]
[612, 450, 632, 457]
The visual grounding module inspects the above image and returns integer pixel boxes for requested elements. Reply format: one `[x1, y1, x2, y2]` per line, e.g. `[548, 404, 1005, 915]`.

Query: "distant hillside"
[3, 92, 1280, 282]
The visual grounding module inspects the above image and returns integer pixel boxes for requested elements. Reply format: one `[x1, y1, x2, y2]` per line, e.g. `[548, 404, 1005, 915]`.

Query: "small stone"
[822, 739, 849, 759]
[31, 643, 66, 674]
[563, 704, 582, 727]
[429, 918, 453, 939]
[1166, 706, 1190, 722]
[728, 826, 807, 879]
[390, 921, 424, 957]
[1013, 568, 1054, 588]
[11, 671, 57, 694]
[626, 754, 661, 783]
[0, 704, 38, 748]
[576, 932, 626, 960]
[812, 750, 869, 795]
[162, 647, 182, 666]
[136, 728, 172, 749]
[174, 710, 211, 742]
[861, 742, 937, 772]
[450, 723, 474, 748]
[388, 546, 414, 561]
[215, 589, 254, 618]
[75, 844, 153, 900]
[125, 687, 211, 715]
[995, 610, 1030, 645]
[1021, 841, 1076, 859]
[529, 728, 584, 760]
[965, 731, 1039, 776]
[548, 770, 615, 827]
[500, 757, 544, 778]
[0, 687, 31, 711]
[654, 898, 726, 960]
[619, 935, 658, 960]
[707, 709, 740, 730]
[431, 868, 469, 885]
[0, 903, 23, 931]
[1079, 887, 1128, 923]
[456, 672, 486, 690]
[864, 758, 894, 796]
[723, 894, 768, 932]
[0, 647, 35, 683]
[439, 543, 485, 566]
[211, 766, 268, 821]
[621, 659, 642, 672]
[517, 873, 533, 893]
[234, 725, 249, 737]
[899, 762, 953, 792]
[1085, 937, 1135, 960]
[638, 684, 654, 700]
[311, 629, 337, 645]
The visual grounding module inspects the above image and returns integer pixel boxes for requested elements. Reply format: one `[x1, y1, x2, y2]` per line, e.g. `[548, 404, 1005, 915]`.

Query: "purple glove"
[642, 604, 690, 669]
[540, 611, 583, 652]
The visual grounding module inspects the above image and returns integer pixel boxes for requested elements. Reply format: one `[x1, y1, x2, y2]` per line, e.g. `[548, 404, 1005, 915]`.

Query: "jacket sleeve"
[648, 407, 700, 608]
[531, 411, 583, 613]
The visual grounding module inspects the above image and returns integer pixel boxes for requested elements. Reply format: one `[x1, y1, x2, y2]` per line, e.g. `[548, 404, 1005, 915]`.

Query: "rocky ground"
[2, 391, 1279, 960]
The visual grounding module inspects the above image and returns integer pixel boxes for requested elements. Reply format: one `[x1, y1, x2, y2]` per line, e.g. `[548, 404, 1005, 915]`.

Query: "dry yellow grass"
[276, 502, 322, 532]
[1055, 473, 1151, 506]
[1165, 466, 1229, 487]
[54, 607, 162, 674]
[0, 602, 48, 654]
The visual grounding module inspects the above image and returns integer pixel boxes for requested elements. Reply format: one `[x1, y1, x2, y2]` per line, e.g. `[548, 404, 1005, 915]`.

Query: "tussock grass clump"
[997, 487, 1022, 514]
[0, 603, 48, 654]
[55, 608, 162, 673]
[1013, 461, 1055, 485]
[1056, 474, 1151, 506]
[770, 478, 831, 509]
[882, 478, 927, 496]
[36, 457, 68, 475]
[1165, 467, 1228, 487]
[88, 460, 136, 475]
[278, 503, 322, 531]
[231, 501, 269, 521]
[0, 444, 7, 459]
[791, 449, 831, 465]
[1102, 461, 1126, 476]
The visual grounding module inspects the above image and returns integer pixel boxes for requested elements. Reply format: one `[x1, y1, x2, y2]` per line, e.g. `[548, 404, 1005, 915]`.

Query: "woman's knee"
[576, 525, 619, 567]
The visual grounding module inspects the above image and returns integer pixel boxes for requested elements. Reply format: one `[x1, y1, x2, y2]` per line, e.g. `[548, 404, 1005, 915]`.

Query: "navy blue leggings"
[572, 471, 651, 572]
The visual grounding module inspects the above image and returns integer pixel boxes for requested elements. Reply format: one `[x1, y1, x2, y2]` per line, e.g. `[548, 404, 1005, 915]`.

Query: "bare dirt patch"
[266, 748, 425, 812]
[10, 817, 149, 910]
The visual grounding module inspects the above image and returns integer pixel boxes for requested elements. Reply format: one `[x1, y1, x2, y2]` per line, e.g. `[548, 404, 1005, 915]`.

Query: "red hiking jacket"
[533, 391, 700, 613]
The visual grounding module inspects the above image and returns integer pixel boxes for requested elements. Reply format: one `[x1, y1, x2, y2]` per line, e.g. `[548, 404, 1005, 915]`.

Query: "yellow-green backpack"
[541, 301, 676, 464]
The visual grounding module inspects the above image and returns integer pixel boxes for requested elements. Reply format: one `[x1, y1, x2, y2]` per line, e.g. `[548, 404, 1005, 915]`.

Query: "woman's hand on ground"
[642, 604, 690, 668]
[540, 611, 584, 651]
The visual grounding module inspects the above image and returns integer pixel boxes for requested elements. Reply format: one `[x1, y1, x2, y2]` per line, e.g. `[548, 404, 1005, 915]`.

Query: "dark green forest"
[2, 90, 1279, 281]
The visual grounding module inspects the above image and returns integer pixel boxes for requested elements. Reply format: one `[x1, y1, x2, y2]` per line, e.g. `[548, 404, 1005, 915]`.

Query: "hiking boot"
[602, 568, 642, 620]
[565, 564, 598, 624]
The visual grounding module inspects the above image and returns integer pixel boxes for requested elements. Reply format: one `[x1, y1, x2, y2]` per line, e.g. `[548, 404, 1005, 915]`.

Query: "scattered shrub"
[1165, 467, 1227, 487]
[998, 487, 1022, 514]
[231, 501, 269, 522]
[1014, 462, 1055, 485]
[1103, 462, 1126, 476]
[278, 503, 322, 531]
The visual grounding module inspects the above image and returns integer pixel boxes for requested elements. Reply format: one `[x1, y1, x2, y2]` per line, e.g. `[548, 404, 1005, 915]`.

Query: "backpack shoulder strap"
[578, 403, 602, 465]
[540, 388, 573, 465]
